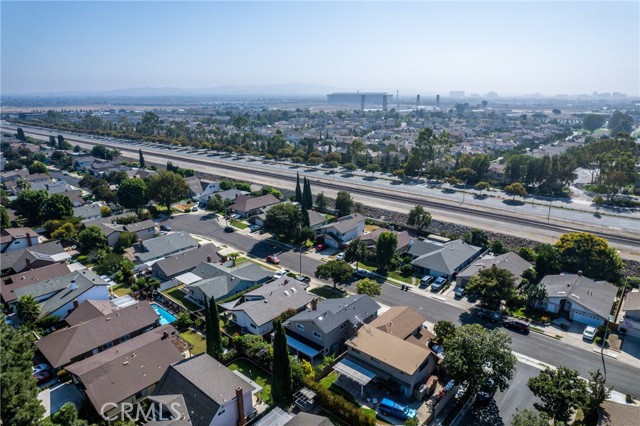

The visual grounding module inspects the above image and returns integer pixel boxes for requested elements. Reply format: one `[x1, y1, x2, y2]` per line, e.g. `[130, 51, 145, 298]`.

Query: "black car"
[224, 226, 235, 233]
[160, 224, 172, 232]
[476, 378, 497, 404]
[476, 308, 502, 322]
[503, 318, 530, 333]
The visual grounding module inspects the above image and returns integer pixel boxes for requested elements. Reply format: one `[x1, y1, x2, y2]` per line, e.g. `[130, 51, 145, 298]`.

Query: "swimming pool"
[151, 303, 177, 325]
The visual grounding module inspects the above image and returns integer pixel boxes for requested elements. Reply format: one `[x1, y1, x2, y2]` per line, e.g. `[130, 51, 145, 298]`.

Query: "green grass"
[355, 262, 376, 272]
[320, 371, 338, 389]
[228, 359, 272, 404]
[163, 287, 202, 312]
[232, 255, 249, 266]
[231, 219, 248, 229]
[179, 330, 206, 355]
[310, 285, 346, 299]
[111, 284, 132, 297]
[320, 372, 377, 422]
[386, 271, 413, 284]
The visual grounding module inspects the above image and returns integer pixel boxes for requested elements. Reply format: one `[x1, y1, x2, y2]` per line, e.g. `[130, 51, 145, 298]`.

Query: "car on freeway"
[224, 226, 235, 233]
[419, 275, 434, 289]
[316, 243, 328, 252]
[33, 371, 52, 385]
[476, 308, 502, 322]
[583, 326, 597, 342]
[266, 255, 280, 265]
[336, 252, 345, 261]
[32, 364, 49, 374]
[454, 287, 465, 298]
[159, 224, 172, 232]
[431, 277, 447, 291]
[502, 318, 530, 334]
[273, 269, 290, 278]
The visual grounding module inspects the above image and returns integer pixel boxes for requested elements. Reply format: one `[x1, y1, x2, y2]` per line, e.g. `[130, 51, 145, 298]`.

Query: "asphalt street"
[164, 212, 640, 398]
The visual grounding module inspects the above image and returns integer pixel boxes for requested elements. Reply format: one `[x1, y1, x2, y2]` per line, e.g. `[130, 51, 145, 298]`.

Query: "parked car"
[431, 277, 447, 291]
[476, 308, 502, 322]
[33, 371, 51, 385]
[31, 364, 49, 374]
[160, 224, 172, 232]
[503, 318, 530, 334]
[476, 378, 497, 404]
[583, 326, 597, 342]
[419, 275, 434, 288]
[296, 275, 311, 283]
[273, 269, 289, 278]
[353, 269, 369, 278]
[191, 206, 199, 212]
[249, 225, 262, 233]
[316, 243, 328, 252]
[224, 226, 235, 233]
[378, 398, 417, 421]
[266, 255, 280, 264]
[454, 287, 465, 298]
[336, 252, 345, 261]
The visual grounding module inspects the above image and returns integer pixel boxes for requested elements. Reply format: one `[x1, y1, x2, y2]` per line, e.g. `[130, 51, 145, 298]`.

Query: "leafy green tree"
[505, 182, 527, 201]
[100, 206, 111, 217]
[376, 231, 397, 273]
[50, 222, 77, 241]
[607, 110, 633, 134]
[534, 244, 562, 277]
[117, 178, 149, 211]
[356, 278, 381, 297]
[147, 170, 189, 212]
[315, 192, 328, 210]
[511, 408, 550, 426]
[518, 247, 537, 262]
[1, 206, 10, 229]
[51, 402, 88, 426]
[41, 194, 73, 222]
[592, 194, 605, 213]
[204, 296, 223, 360]
[272, 320, 293, 406]
[554, 232, 622, 282]
[295, 172, 302, 203]
[16, 127, 26, 141]
[90, 144, 119, 160]
[442, 324, 516, 396]
[301, 203, 310, 228]
[335, 191, 353, 217]
[490, 240, 507, 255]
[466, 266, 516, 310]
[527, 367, 589, 424]
[455, 167, 477, 183]
[315, 260, 353, 288]
[0, 317, 45, 426]
[586, 369, 610, 414]
[93, 252, 130, 276]
[474, 181, 490, 195]
[57, 135, 67, 150]
[13, 190, 48, 226]
[27, 161, 47, 175]
[464, 228, 489, 248]
[138, 149, 145, 168]
[583, 114, 606, 132]
[206, 194, 226, 212]
[264, 203, 302, 242]
[344, 237, 368, 268]
[16, 295, 40, 324]
[407, 205, 432, 231]
[433, 320, 456, 346]
[365, 163, 380, 176]
[598, 151, 637, 202]
[115, 231, 138, 254]
[78, 225, 107, 254]
[343, 162, 357, 174]
[303, 177, 313, 210]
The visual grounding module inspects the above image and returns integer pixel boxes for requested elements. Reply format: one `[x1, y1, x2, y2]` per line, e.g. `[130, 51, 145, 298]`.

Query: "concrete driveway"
[39, 381, 84, 418]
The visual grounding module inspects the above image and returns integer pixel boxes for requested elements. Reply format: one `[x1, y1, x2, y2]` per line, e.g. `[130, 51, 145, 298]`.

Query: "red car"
[266, 255, 280, 264]
[316, 243, 327, 251]
[33, 370, 51, 385]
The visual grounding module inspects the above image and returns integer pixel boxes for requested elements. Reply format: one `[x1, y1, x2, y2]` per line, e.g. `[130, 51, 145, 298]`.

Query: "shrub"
[626, 394, 635, 404]
[540, 316, 550, 324]
[399, 263, 413, 277]
[594, 336, 602, 345]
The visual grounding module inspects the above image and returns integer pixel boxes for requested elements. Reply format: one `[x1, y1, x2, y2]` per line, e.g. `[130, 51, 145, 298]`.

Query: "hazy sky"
[2, 1, 638, 96]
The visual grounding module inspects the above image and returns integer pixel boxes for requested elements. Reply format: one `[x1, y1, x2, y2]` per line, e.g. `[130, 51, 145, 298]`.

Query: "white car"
[32, 364, 49, 374]
[273, 269, 290, 278]
[583, 326, 597, 342]
[336, 252, 345, 261]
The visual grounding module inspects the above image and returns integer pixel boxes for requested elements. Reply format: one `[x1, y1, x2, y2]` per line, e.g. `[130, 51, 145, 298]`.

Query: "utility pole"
[547, 200, 553, 222]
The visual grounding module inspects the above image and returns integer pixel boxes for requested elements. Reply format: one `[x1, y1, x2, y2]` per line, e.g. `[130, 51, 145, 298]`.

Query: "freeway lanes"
[164, 213, 640, 397]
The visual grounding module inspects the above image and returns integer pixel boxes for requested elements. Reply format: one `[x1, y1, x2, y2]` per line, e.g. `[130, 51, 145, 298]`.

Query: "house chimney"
[26, 233, 33, 247]
[577, 270, 582, 276]
[311, 298, 318, 311]
[235, 387, 246, 426]
[207, 256, 212, 263]
[73, 299, 79, 309]
[25, 258, 31, 270]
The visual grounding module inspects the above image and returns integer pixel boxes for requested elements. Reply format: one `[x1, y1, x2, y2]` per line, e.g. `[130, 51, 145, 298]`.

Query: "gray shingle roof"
[230, 278, 314, 327]
[153, 354, 254, 426]
[153, 244, 221, 278]
[188, 262, 272, 301]
[458, 252, 532, 283]
[541, 274, 617, 319]
[319, 213, 364, 234]
[230, 194, 280, 213]
[0, 240, 68, 273]
[285, 294, 380, 334]
[135, 232, 199, 263]
[625, 291, 640, 312]
[410, 239, 482, 275]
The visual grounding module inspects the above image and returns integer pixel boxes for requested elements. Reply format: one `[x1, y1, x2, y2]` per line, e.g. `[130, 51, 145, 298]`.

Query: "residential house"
[86, 218, 157, 247]
[11, 269, 110, 319]
[74, 202, 106, 221]
[283, 294, 380, 364]
[539, 273, 617, 326]
[456, 252, 532, 287]
[152, 353, 255, 426]
[0, 240, 71, 276]
[66, 325, 184, 418]
[74, 155, 99, 172]
[597, 400, 640, 426]
[487, 162, 510, 184]
[308, 210, 330, 231]
[1, 263, 71, 306]
[180, 262, 272, 307]
[0, 227, 40, 253]
[228, 277, 315, 336]
[340, 306, 438, 398]
[35, 300, 159, 370]
[255, 409, 332, 426]
[620, 291, 640, 338]
[64, 299, 121, 326]
[361, 229, 413, 254]
[184, 177, 220, 204]
[229, 194, 280, 218]
[317, 213, 365, 248]
[408, 239, 484, 281]
[152, 244, 222, 282]
[217, 189, 248, 202]
[0, 168, 29, 183]
[133, 232, 199, 264]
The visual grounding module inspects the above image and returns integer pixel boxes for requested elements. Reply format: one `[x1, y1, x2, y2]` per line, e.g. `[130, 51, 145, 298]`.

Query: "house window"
[296, 324, 305, 331]
[102, 342, 114, 350]
[120, 334, 131, 342]
[135, 388, 148, 399]
[217, 409, 226, 416]
[250, 323, 256, 329]
[313, 331, 321, 340]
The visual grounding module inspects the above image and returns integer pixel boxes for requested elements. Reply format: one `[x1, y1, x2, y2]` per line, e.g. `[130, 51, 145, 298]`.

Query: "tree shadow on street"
[502, 199, 525, 206]
[465, 401, 505, 426]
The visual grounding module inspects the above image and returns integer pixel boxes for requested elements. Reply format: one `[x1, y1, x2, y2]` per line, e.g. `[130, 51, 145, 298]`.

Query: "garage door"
[572, 310, 603, 327]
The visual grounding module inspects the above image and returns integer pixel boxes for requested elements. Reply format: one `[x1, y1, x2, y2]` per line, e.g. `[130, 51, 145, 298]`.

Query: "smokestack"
[235, 387, 246, 426]
[311, 298, 318, 311]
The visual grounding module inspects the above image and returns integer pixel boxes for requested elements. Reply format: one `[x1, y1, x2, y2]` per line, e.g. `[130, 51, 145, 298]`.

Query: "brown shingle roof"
[229, 194, 279, 213]
[369, 306, 427, 340]
[65, 300, 118, 326]
[1, 263, 71, 303]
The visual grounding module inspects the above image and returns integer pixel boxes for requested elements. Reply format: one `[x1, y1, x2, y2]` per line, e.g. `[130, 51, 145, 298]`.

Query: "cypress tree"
[271, 320, 292, 406]
[301, 202, 310, 228]
[295, 172, 302, 203]
[303, 178, 313, 210]
[139, 149, 145, 168]
[205, 296, 223, 360]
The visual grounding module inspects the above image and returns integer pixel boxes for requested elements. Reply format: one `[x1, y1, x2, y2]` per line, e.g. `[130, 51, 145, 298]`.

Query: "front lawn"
[310, 285, 346, 299]
[386, 271, 414, 284]
[179, 330, 206, 355]
[163, 287, 202, 312]
[231, 219, 248, 229]
[227, 359, 272, 404]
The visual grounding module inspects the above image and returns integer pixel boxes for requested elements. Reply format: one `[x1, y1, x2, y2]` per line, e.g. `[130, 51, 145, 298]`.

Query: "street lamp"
[601, 314, 614, 381]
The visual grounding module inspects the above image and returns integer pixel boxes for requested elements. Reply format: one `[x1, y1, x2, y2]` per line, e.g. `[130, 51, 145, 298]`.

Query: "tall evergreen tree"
[295, 172, 302, 203]
[49, 136, 56, 147]
[301, 203, 310, 228]
[57, 135, 65, 150]
[139, 149, 145, 168]
[303, 177, 313, 209]
[271, 320, 293, 406]
[204, 296, 223, 360]
[16, 128, 26, 141]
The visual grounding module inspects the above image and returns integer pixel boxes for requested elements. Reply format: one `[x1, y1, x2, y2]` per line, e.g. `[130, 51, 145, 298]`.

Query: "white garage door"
[572, 310, 603, 327]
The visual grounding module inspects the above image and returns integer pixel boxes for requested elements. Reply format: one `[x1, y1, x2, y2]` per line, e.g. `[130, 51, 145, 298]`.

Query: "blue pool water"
[151, 303, 177, 325]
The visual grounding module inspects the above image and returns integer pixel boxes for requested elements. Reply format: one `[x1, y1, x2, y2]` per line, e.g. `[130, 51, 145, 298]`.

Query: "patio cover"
[333, 358, 376, 386]
[286, 335, 321, 358]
